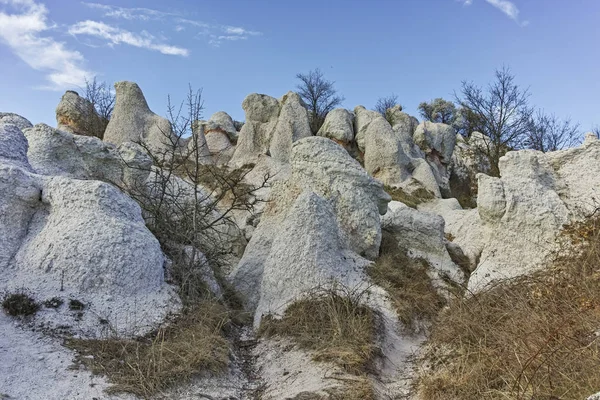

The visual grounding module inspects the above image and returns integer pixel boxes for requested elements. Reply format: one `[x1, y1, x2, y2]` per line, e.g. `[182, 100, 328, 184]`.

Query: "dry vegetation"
[66, 300, 230, 398]
[1, 291, 39, 317]
[368, 231, 447, 333]
[384, 185, 435, 209]
[417, 217, 600, 400]
[259, 286, 379, 375]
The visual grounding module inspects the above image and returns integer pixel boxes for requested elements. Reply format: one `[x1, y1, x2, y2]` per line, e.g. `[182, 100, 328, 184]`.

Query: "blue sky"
[0, 0, 598, 132]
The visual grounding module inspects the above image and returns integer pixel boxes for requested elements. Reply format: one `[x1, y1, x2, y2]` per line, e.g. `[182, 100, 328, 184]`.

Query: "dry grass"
[65, 300, 230, 398]
[368, 231, 446, 333]
[384, 185, 435, 209]
[258, 286, 379, 375]
[417, 217, 600, 400]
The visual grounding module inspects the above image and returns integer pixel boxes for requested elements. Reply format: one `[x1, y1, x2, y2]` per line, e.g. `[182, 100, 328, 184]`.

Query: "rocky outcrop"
[354, 105, 380, 154]
[0, 112, 33, 130]
[381, 201, 464, 287]
[0, 123, 32, 171]
[423, 135, 600, 292]
[413, 122, 457, 196]
[317, 108, 354, 147]
[197, 111, 238, 164]
[55, 90, 105, 138]
[24, 123, 152, 189]
[103, 81, 174, 151]
[448, 132, 492, 207]
[231, 136, 390, 314]
[0, 123, 179, 337]
[230, 92, 311, 166]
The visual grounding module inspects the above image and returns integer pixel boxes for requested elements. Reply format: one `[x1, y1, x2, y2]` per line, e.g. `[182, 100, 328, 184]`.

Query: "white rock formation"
[317, 108, 354, 147]
[0, 124, 179, 337]
[381, 201, 464, 286]
[231, 136, 390, 314]
[55, 90, 105, 138]
[230, 91, 311, 165]
[413, 121, 457, 196]
[423, 135, 600, 292]
[103, 81, 174, 151]
[448, 132, 492, 206]
[24, 123, 152, 189]
[0, 112, 33, 130]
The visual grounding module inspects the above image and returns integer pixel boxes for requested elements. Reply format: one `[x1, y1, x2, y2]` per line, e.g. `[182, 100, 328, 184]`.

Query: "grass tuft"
[66, 300, 230, 397]
[417, 217, 600, 400]
[258, 286, 379, 375]
[2, 291, 39, 317]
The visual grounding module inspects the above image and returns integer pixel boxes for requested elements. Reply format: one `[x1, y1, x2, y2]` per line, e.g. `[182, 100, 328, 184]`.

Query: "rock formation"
[316, 108, 354, 149]
[55, 90, 106, 138]
[0, 112, 33, 130]
[0, 120, 178, 337]
[103, 81, 174, 151]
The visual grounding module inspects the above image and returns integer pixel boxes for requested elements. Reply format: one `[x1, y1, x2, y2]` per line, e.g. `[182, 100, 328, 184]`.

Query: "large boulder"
[269, 91, 312, 162]
[208, 111, 238, 141]
[381, 201, 464, 287]
[353, 105, 380, 153]
[55, 90, 105, 138]
[231, 136, 390, 313]
[24, 123, 152, 189]
[103, 81, 174, 151]
[413, 122, 457, 196]
[231, 92, 311, 165]
[0, 112, 33, 130]
[0, 125, 179, 337]
[0, 123, 32, 171]
[317, 108, 354, 147]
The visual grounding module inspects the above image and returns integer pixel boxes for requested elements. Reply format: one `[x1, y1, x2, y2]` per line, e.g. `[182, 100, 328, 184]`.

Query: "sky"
[0, 0, 598, 132]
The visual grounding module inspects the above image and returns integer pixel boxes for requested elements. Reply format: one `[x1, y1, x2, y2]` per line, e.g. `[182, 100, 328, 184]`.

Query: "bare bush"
[455, 67, 534, 176]
[525, 110, 580, 152]
[296, 68, 344, 134]
[84, 77, 115, 125]
[374, 94, 400, 124]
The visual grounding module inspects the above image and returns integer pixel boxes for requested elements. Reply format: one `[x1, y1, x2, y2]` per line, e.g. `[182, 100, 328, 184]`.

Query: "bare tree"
[296, 68, 344, 134]
[455, 67, 534, 176]
[592, 125, 600, 139]
[120, 86, 269, 304]
[374, 94, 400, 123]
[525, 110, 580, 152]
[84, 77, 115, 131]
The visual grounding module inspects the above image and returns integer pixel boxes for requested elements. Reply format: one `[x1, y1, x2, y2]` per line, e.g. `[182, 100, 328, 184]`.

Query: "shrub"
[417, 217, 600, 400]
[2, 292, 39, 316]
[43, 297, 64, 309]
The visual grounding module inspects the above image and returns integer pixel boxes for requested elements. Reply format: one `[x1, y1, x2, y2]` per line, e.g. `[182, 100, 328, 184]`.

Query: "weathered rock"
[382, 201, 464, 287]
[254, 191, 369, 326]
[0, 126, 178, 337]
[448, 133, 491, 208]
[55, 90, 105, 138]
[231, 136, 390, 312]
[0, 123, 32, 170]
[269, 92, 312, 162]
[230, 94, 281, 166]
[0, 112, 33, 130]
[358, 107, 413, 186]
[187, 122, 216, 165]
[24, 123, 152, 189]
[317, 108, 354, 146]
[103, 81, 174, 151]
[353, 105, 380, 153]
[425, 136, 600, 293]
[208, 111, 238, 141]
[413, 122, 457, 196]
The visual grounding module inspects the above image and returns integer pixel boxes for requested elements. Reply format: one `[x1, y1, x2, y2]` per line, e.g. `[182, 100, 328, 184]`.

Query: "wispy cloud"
[458, 0, 528, 26]
[69, 20, 189, 56]
[83, 2, 263, 47]
[0, 0, 92, 90]
[83, 2, 177, 21]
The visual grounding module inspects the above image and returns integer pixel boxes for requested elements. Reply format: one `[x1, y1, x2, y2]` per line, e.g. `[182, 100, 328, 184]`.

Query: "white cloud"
[485, 0, 519, 21]
[84, 2, 262, 46]
[458, 0, 528, 26]
[69, 20, 189, 56]
[0, 0, 92, 89]
[83, 2, 177, 21]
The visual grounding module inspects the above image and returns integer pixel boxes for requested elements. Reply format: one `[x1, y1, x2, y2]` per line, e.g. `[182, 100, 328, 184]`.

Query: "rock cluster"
[55, 90, 106, 138]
